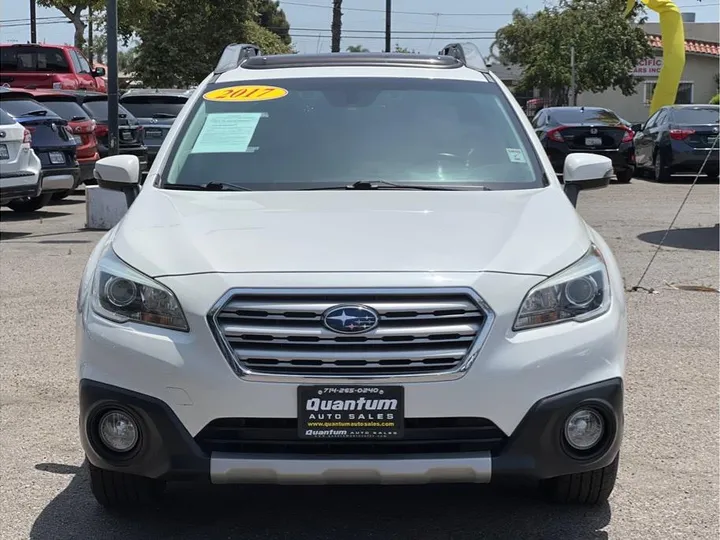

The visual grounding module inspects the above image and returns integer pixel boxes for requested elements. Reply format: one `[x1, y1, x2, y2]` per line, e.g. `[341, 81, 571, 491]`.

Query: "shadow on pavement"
[638, 225, 720, 252]
[0, 210, 71, 222]
[31, 462, 611, 540]
[49, 198, 85, 206]
[0, 230, 32, 241]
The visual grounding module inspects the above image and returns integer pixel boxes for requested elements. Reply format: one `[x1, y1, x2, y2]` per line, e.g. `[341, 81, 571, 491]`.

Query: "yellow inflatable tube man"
[625, 0, 686, 115]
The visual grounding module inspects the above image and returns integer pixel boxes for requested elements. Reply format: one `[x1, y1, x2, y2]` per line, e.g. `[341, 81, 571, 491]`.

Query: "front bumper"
[79, 377, 623, 484]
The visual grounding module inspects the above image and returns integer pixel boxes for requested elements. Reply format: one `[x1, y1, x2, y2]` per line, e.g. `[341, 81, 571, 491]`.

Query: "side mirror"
[92, 67, 106, 77]
[94, 155, 140, 207]
[562, 154, 613, 207]
[631, 123, 643, 132]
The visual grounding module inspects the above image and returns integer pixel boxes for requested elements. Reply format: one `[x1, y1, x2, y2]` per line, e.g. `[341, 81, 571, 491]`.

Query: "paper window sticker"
[191, 112, 263, 154]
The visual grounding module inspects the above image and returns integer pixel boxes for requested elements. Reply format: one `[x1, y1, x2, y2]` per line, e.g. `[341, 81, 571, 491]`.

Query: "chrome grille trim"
[208, 288, 495, 383]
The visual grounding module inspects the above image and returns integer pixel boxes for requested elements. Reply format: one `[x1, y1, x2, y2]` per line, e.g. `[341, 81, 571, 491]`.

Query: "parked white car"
[0, 108, 42, 208]
[77, 44, 627, 509]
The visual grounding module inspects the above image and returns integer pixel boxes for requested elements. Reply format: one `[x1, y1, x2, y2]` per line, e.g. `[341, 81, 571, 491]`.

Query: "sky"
[1, 0, 718, 55]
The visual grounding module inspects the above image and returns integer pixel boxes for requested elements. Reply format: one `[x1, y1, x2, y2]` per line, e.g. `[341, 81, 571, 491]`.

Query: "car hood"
[112, 187, 591, 277]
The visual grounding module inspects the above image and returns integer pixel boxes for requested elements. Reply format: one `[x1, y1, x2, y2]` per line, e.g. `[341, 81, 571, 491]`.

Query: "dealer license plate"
[145, 128, 163, 138]
[585, 137, 603, 146]
[0, 144, 8, 160]
[49, 151, 64, 164]
[120, 129, 133, 141]
[298, 385, 404, 440]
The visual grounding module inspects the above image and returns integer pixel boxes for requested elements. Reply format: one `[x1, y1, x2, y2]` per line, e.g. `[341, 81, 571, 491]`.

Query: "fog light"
[98, 410, 138, 452]
[564, 408, 604, 451]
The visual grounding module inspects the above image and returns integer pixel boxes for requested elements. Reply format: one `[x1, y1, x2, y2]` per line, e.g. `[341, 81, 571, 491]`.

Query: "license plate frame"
[48, 151, 65, 164]
[120, 129, 133, 142]
[585, 137, 603, 147]
[0, 144, 8, 160]
[145, 128, 163, 139]
[298, 385, 404, 440]
[73, 135, 82, 145]
[707, 136, 718, 146]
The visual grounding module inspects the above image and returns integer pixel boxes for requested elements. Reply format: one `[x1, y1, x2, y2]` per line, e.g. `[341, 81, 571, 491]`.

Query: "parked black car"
[119, 88, 193, 167]
[56, 90, 148, 183]
[0, 90, 79, 212]
[532, 106, 636, 183]
[633, 105, 719, 182]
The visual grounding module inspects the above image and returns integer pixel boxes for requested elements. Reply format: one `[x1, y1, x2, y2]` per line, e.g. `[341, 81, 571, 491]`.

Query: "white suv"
[0, 108, 42, 208]
[77, 44, 627, 509]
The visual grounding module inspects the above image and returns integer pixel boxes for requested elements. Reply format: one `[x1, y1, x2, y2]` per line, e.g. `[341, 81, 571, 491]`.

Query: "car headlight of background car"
[514, 246, 610, 330]
[90, 248, 189, 331]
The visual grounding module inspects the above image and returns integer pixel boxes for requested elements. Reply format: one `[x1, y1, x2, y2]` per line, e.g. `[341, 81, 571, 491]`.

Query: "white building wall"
[577, 54, 719, 123]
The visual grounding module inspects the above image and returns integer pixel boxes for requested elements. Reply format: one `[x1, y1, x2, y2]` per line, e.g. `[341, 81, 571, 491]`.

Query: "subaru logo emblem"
[713, 127, 719, 134]
[322, 305, 379, 334]
[0, 131, 5, 138]
[590, 128, 598, 135]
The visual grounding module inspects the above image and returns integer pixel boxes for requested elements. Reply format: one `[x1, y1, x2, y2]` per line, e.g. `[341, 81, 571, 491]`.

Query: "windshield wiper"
[151, 112, 177, 119]
[24, 109, 48, 117]
[70, 115, 88, 121]
[305, 180, 490, 191]
[163, 182, 252, 191]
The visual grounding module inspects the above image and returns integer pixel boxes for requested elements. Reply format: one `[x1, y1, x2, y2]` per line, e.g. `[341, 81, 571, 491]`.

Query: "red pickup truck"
[0, 44, 107, 93]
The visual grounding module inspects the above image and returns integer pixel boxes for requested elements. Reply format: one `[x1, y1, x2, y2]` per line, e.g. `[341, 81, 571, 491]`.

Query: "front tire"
[7, 193, 52, 213]
[88, 462, 165, 509]
[615, 169, 633, 183]
[51, 190, 71, 201]
[540, 454, 619, 505]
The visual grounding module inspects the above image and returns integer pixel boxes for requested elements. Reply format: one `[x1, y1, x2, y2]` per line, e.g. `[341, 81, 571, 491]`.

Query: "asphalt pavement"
[1, 178, 718, 540]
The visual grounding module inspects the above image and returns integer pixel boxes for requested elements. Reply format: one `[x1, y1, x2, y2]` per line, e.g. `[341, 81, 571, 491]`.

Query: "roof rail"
[214, 44, 262, 74]
[439, 42, 490, 72]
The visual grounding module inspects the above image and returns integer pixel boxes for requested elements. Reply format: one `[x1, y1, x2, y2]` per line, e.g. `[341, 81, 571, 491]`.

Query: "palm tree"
[331, 0, 342, 52]
[346, 45, 369, 52]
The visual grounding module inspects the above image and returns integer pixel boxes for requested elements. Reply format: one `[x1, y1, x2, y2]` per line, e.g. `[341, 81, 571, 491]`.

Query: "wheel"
[540, 454, 619, 505]
[615, 169, 633, 183]
[653, 153, 671, 182]
[7, 193, 52, 213]
[88, 462, 165, 509]
[51, 190, 71, 201]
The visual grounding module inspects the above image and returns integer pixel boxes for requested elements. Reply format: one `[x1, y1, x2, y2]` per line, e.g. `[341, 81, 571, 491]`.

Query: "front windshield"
[164, 77, 544, 190]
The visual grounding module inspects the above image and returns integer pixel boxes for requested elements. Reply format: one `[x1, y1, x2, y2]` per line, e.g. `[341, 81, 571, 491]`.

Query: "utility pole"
[570, 46, 577, 106]
[385, 0, 392, 53]
[88, 5, 94, 65]
[107, 0, 119, 156]
[30, 0, 37, 43]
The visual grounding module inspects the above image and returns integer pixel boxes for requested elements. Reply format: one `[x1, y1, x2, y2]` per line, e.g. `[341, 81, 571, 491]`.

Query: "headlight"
[514, 246, 610, 331]
[91, 248, 189, 331]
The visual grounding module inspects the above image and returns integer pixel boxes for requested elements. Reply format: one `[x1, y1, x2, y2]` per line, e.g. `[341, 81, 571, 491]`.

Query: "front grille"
[195, 417, 507, 455]
[210, 290, 489, 376]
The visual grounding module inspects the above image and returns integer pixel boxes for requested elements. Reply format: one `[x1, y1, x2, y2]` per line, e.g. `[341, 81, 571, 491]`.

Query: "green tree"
[254, 0, 291, 45]
[346, 45, 369, 52]
[37, 0, 159, 48]
[495, 0, 653, 105]
[132, 0, 293, 87]
[394, 44, 418, 54]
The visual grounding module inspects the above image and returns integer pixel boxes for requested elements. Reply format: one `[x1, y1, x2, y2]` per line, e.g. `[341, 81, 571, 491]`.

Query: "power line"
[279, 0, 719, 16]
[291, 34, 496, 40]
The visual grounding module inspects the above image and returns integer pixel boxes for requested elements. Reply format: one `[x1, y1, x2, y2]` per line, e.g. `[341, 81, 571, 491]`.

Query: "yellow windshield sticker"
[203, 85, 288, 102]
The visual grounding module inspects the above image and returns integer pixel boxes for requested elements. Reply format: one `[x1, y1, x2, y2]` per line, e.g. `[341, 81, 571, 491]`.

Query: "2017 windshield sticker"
[203, 85, 288, 102]
[191, 112, 263, 153]
[506, 148, 527, 163]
